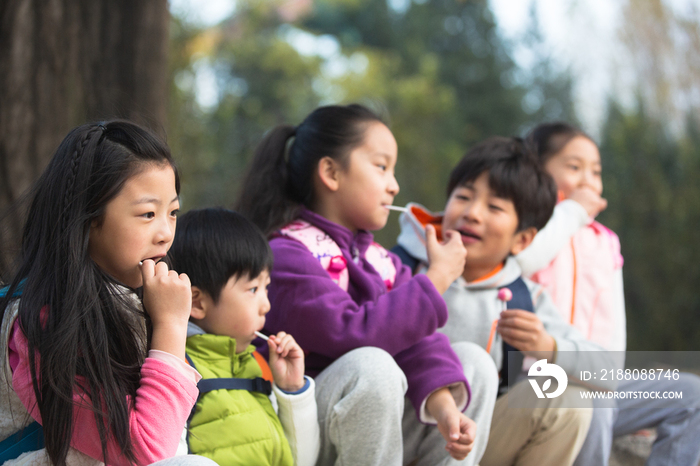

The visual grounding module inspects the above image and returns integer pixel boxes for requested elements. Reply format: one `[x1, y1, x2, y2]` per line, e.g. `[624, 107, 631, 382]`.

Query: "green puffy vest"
[186, 334, 294, 466]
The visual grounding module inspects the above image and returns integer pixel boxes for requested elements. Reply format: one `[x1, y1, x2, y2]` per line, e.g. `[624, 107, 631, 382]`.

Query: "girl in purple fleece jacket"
[237, 104, 498, 466]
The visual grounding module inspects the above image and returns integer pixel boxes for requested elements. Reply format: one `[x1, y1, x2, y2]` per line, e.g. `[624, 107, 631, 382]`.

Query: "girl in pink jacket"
[0, 121, 214, 466]
[517, 122, 700, 466]
[517, 123, 624, 352]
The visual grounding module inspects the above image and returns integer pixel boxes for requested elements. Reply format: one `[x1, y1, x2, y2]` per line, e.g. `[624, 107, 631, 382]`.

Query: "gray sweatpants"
[314, 343, 498, 466]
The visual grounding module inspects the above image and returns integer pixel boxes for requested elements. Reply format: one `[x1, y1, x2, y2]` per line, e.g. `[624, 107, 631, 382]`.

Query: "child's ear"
[510, 227, 538, 255]
[317, 156, 341, 192]
[190, 286, 208, 320]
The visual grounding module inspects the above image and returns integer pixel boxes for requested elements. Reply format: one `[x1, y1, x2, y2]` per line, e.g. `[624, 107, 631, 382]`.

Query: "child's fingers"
[443, 230, 467, 257]
[442, 228, 453, 242]
[425, 224, 437, 246]
[570, 187, 607, 217]
[442, 416, 467, 458]
[499, 315, 543, 343]
[445, 442, 472, 460]
[267, 337, 279, 359]
[270, 331, 287, 354]
[499, 310, 539, 327]
[154, 260, 170, 276]
[438, 412, 461, 443]
[499, 309, 531, 319]
[446, 417, 476, 459]
[498, 315, 534, 331]
[463, 418, 477, 444]
[498, 321, 541, 348]
[443, 229, 460, 244]
[499, 326, 548, 353]
[274, 333, 298, 357]
[498, 326, 533, 342]
[140, 259, 155, 280]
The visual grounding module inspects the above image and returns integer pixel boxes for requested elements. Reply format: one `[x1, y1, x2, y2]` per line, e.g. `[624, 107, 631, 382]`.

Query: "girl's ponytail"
[236, 124, 298, 236]
[237, 104, 384, 235]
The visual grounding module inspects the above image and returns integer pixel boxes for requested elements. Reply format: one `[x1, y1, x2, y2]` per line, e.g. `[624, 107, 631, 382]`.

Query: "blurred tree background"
[0, 0, 170, 273]
[166, 0, 700, 351]
[1, 0, 698, 351]
[168, 0, 576, 240]
[596, 0, 700, 351]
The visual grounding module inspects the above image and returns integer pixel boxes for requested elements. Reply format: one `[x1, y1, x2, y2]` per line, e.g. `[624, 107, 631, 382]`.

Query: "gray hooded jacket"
[395, 202, 619, 391]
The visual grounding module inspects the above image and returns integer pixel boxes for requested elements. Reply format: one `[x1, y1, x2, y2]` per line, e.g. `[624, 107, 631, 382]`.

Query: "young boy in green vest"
[168, 207, 319, 466]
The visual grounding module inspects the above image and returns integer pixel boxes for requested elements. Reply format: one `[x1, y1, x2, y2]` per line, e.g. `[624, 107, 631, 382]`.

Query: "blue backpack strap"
[184, 352, 273, 453]
[0, 279, 25, 298]
[197, 378, 272, 396]
[184, 353, 197, 371]
[0, 421, 44, 463]
[184, 353, 272, 397]
[184, 353, 197, 453]
[0, 280, 41, 462]
[498, 276, 535, 394]
[390, 244, 420, 274]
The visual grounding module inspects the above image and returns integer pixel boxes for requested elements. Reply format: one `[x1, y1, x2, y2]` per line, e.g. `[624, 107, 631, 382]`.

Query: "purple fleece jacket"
[262, 208, 469, 418]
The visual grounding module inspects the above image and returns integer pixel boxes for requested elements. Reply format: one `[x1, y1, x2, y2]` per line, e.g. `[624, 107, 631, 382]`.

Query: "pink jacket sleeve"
[9, 320, 199, 465]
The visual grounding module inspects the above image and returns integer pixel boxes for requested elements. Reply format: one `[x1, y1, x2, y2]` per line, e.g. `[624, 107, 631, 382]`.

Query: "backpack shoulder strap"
[277, 220, 349, 291]
[0, 422, 44, 464]
[365, 242, 397, 290]
[503, 277, 534, 313]
[499, 276, 535, 394]
[196, 377, 272, 396]
[184, 352, 272, 452]
[0, 279, 25, 298]
[252, 351, 273, 383]
[184, 353, 272, 397]
[390, 244, 420, 274]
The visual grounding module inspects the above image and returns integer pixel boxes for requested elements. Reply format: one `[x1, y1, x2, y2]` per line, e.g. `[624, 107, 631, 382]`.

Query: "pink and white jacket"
[1, 289, 201, 465]
[516, 200, 627, 352]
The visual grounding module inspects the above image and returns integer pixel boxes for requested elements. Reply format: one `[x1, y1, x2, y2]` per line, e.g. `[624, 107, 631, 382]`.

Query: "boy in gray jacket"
[394, 137, 616, 466]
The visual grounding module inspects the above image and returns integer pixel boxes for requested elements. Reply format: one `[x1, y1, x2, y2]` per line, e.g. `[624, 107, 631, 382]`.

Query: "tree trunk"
[0, 0, 169, 275]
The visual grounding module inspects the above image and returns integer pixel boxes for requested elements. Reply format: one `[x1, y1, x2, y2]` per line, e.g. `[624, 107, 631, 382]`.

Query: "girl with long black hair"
[0, 121, 214, 466]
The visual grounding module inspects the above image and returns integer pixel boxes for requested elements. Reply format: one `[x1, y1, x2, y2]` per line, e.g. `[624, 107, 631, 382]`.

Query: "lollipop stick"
[383, 205, 408, 213]
[255, 331, 269, 341]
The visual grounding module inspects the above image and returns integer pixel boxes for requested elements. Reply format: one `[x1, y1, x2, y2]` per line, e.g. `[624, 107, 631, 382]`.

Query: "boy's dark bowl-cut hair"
[446, 136, 557, 232]
[168, 208, 273, 302]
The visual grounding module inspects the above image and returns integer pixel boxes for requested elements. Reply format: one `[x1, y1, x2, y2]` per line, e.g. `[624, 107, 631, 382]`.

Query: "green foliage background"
[167, 0, 699, 351]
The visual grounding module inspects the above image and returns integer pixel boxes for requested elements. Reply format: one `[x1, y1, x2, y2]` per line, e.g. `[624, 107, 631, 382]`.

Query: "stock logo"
[528, 359, 568, 399]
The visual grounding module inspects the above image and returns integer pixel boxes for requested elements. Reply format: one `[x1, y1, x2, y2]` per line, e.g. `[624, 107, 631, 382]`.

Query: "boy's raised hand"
[141, 259, 192, 360]
[569, 186, 607, 218]
[426, 387, 477, 460]
[268, 331, 305, 392]
[497, 310, 556, 361]
[425, 224, 467, 294]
